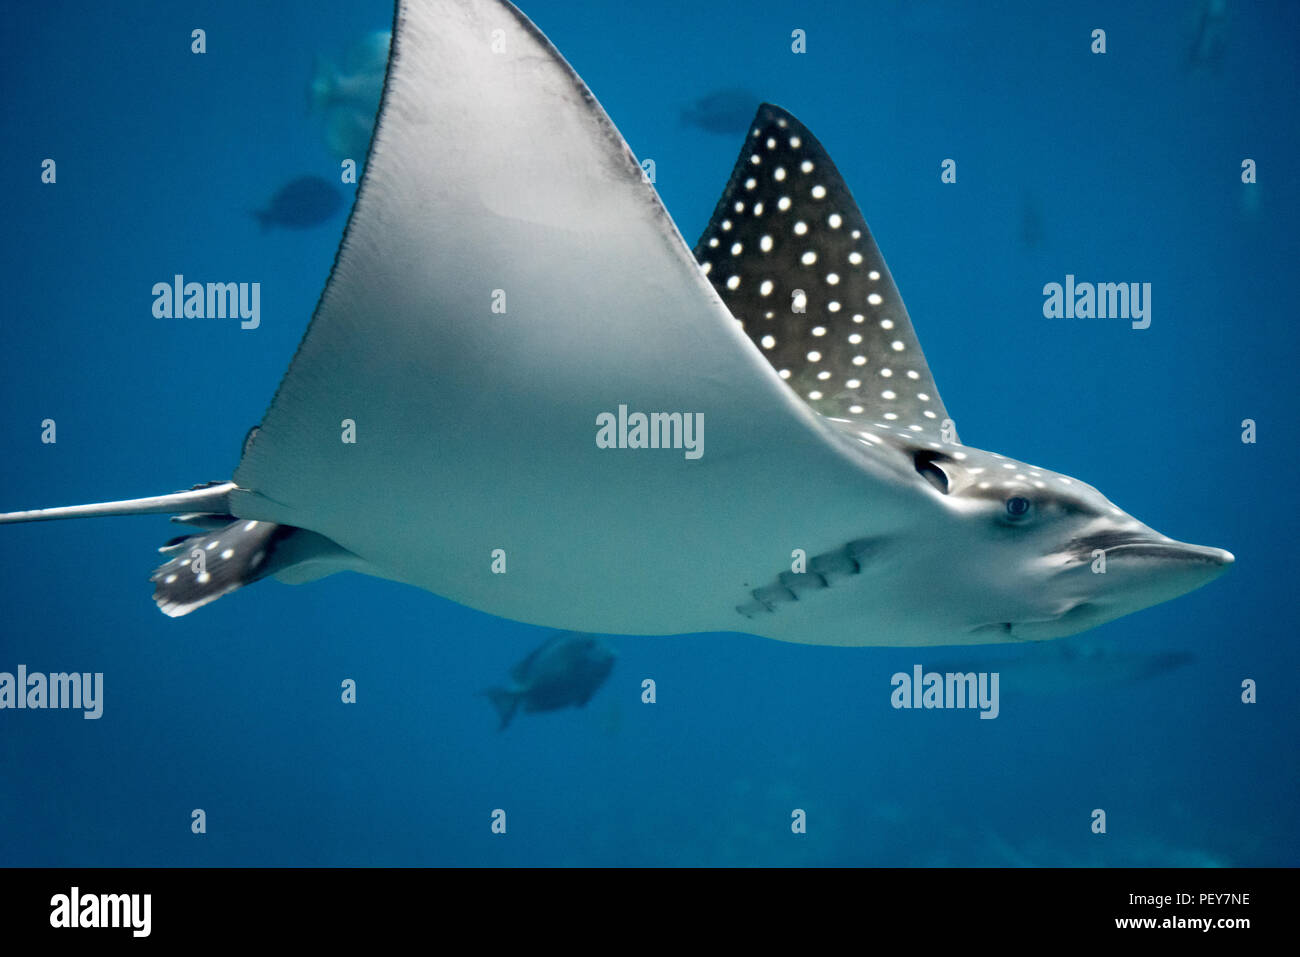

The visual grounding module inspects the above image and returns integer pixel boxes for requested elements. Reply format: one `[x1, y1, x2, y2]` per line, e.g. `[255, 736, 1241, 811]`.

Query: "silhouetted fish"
[1019, 193, 1046, 249]
[253, 175, 344, 232]
[482, 632, 615, 730]
[929, 640, 1194, 698]
[681, 88, 757, 136]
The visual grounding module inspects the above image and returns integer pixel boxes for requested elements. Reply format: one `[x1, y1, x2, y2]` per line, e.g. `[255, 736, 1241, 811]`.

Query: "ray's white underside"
[232, 0, 929, 644]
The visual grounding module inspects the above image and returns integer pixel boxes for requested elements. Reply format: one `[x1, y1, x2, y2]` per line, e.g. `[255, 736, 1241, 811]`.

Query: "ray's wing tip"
[698, 93, 954, 434]
[753, 103, 804, 129]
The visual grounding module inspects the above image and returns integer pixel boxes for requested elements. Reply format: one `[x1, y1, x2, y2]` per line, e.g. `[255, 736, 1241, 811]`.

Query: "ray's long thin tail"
[0, 481, 236, 525]
[0, 480, 345, 617]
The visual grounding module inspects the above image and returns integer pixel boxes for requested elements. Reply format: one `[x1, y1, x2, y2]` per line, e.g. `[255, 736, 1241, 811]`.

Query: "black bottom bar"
[0, 866, 1282, 943]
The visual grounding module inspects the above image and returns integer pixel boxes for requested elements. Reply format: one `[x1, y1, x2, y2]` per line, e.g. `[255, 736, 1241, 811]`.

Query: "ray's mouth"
[1099, 541, 1235, 566]
[1066, 530, 1234, 569]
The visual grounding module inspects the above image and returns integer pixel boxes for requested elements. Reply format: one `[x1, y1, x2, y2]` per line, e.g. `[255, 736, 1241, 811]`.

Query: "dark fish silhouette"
[482, 632, 615, 730]
[1019, 194, 1046, 249]
[680, 88, 757, 136]
[929, 640, 1194, 698]
[253, 175, 344, 232]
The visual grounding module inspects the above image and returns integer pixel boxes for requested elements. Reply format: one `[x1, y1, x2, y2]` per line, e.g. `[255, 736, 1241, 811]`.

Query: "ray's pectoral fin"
[694, 104, 958, 444]
[151, 518, 356, 618]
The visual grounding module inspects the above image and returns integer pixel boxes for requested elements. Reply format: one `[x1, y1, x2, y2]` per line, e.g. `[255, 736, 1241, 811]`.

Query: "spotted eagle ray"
[0, 0, 1232, 647]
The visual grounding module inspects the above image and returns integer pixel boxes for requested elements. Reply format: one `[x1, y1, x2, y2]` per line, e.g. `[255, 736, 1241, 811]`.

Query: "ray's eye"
[1005, 496, 1032, 519]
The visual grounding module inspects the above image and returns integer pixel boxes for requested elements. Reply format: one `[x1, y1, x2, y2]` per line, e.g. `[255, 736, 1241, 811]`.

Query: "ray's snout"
[1010, 530, 1233, 642]
[1193, 543, 1234, 567]
[1089, 530, 1234, 615]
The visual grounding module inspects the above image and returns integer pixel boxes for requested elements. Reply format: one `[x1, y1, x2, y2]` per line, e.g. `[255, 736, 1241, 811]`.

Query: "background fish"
[1185, 0, 1230, 72]
[482, 633, 616, 730]
[680, 88, 759, 136]
[310, 28, 390, 161]
[252, 175, 344, 231]
[929, 640, 1194, 698]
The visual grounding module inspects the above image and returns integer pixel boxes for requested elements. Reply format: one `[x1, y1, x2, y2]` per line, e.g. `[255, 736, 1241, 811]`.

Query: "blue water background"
[0, 0, 1296, 865]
